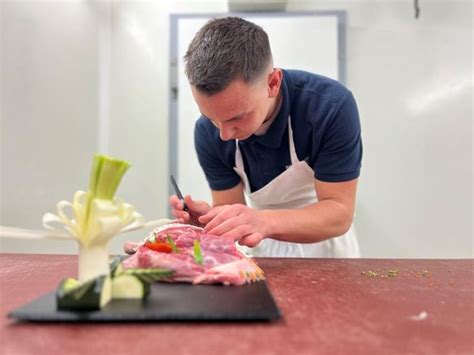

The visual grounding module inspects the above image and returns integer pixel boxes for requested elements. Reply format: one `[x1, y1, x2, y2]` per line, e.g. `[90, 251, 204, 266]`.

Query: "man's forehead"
[201, 104, 248, 123]
[193, 83, 254, 121]
[193, 79, 255, 99]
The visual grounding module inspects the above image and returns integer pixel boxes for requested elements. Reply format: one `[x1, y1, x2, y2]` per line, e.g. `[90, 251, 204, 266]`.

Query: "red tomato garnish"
[145, 241, 173, 253]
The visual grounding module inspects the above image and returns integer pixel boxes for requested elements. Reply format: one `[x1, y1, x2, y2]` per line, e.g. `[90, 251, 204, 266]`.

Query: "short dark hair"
[184, 17, 272, 95]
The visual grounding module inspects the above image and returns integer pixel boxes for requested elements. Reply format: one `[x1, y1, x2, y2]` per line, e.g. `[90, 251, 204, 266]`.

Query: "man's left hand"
[199, 204, 267, 247]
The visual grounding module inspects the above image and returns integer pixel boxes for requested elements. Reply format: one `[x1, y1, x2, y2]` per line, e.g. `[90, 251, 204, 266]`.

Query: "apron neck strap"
[235, 139, 244, 171]
[287, 116, 299, 164]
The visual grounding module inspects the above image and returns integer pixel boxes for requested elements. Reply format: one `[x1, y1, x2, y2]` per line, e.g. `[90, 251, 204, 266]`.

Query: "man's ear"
[268, 68, 282, 98]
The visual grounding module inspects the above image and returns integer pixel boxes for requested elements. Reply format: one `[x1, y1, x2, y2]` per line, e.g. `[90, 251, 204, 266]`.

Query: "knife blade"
[170, 174, 189, 212]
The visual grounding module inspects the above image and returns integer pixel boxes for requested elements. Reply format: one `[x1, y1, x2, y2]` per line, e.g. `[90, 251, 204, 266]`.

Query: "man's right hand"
[169, 194, 211, 227]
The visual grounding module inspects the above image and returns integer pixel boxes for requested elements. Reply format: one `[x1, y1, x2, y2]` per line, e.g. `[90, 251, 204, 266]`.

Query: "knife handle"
[170, 174, 189, 212]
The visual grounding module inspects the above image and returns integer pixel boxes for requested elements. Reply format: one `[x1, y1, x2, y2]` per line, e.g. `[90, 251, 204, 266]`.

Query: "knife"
[170, 174, 189, 212]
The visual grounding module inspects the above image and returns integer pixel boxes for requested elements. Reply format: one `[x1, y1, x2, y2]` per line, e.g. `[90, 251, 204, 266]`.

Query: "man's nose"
[220, 126, 235, 141]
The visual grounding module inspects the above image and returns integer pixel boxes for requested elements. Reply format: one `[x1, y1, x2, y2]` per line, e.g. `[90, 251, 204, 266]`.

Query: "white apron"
[233, 117, 360, 258]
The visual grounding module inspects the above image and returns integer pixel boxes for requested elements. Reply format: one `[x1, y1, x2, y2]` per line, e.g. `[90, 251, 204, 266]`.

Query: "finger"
[171, 209, 189, 221]
[219, 224, 254, 240]
[238, 233, 263, 247]
[185, 195, 211, 214]
[169, 195, 184, 210]
[169, 194, 179, 205]
[203, 205, 245, 231]
[201, 206, 237, 231]
[199, 205, 226, 226]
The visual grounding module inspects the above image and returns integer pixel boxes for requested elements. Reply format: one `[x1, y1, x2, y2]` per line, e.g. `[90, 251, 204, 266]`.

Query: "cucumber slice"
[61, 278, 80, 292]
[99, 276, 112, 308]
[56, 275, 111, 310]
[120, 268, 174, 283]
[113, 263, 124, 276]
[112, 274, 150, 299]
[109, 256, 124, 276]
[111, 268, 173, 299]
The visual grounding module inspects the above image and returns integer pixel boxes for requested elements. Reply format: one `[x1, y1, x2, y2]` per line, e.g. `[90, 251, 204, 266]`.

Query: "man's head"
[185, 17, 272, 94]
[184, 17, 283, 141]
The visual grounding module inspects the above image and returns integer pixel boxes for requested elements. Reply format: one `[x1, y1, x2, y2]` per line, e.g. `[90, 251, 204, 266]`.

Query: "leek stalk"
[76, 154, 130, 281]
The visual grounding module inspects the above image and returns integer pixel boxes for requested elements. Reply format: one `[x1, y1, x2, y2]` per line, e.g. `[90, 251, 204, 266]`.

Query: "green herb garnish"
[166, 234, 179, 253]
[193, 240, 203, 264]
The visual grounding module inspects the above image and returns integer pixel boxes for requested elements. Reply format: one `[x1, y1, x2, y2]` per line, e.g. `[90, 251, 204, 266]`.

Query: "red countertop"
[0, 254, 472, 355]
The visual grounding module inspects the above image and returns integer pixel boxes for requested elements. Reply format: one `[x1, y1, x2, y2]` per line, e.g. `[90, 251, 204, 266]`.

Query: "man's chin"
[235, 133, 252, 140]
[221, 132, 252, 141]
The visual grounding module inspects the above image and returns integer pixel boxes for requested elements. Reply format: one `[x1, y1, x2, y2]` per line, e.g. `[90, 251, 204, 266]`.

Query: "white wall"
[1, 0, 472, 258]
[1, 0, 99, 254]
[0, 0, 229, 255]
[288, 0, 473, 258]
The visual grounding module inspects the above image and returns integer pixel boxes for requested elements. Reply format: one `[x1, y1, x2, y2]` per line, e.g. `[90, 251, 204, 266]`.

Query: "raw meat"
[122, 223, 264, 286]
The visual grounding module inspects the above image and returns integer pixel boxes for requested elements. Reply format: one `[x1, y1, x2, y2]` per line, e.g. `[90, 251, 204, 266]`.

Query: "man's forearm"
[261, 201, 354, 243]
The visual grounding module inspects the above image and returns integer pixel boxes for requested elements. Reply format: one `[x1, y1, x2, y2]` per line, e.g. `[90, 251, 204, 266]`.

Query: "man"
[170, 17, 362, 257]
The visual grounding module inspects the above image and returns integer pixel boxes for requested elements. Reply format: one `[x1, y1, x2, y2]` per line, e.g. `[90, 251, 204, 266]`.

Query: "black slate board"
[8, 281, 281, 322]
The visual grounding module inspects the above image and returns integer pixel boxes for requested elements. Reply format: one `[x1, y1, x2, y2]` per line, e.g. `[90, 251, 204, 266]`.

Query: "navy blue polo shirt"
[194, 69, 362, 192]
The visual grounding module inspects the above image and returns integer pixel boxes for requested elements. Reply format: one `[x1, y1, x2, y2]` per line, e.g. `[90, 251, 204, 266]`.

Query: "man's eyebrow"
[224, 113, 245, 122]
[205, 112, 245, 123]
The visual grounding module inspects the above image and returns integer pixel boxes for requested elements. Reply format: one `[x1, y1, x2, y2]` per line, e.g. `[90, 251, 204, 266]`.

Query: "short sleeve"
[312, 92, 363, 182]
